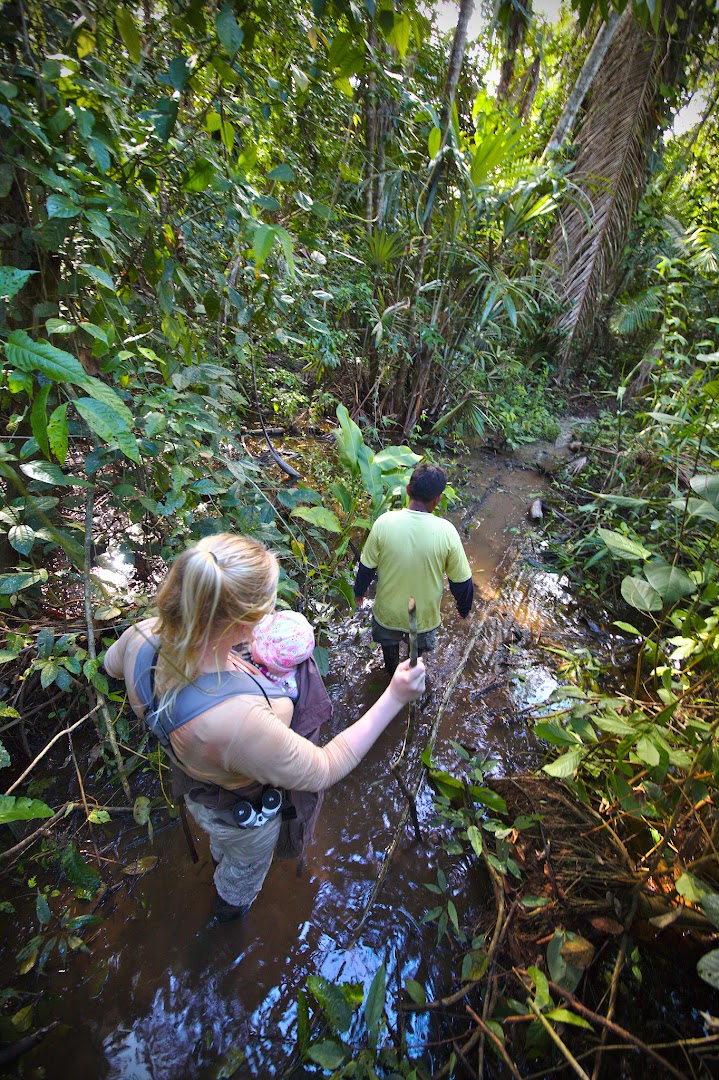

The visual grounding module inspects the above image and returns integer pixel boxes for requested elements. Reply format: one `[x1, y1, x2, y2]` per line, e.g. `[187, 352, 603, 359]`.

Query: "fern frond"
[609, 286, 663, 334]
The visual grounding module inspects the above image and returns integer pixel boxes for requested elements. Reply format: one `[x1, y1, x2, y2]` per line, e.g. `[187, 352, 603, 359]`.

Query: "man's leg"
[380, 643, 401, 675]
[372, 616, 405, 675]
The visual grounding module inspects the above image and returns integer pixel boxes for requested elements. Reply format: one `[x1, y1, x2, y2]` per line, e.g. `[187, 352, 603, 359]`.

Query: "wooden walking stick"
[391, 598, 422, 842]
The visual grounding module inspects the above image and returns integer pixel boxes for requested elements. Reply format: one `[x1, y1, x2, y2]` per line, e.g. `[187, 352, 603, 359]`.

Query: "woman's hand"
[387, 656, 426, 706]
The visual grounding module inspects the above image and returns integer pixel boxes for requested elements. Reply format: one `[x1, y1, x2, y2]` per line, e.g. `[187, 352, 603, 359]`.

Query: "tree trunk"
[495, 0, 530, 105]
[543, 11, 621, 156]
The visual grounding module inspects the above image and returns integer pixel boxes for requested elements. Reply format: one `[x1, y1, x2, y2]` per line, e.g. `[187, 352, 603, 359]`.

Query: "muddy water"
[17, 451, 597, 1079]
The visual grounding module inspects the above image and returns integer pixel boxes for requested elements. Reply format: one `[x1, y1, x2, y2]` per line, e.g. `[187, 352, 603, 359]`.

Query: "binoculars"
[231, 787, 282, 828]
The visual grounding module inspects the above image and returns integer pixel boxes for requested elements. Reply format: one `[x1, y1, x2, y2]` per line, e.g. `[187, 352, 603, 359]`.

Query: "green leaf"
[469, 786, 508, 814]
[253, 223, 276, 268]
[335, 404, 364, 476]
[36, 891, 51, 926]
[5, 330, 89, 385]
[365, 963, 386, 1044]
[613, 621, 643, 635]
[46, 194, 81, 219]
[306, 975, 353, 1033]
[0, 795, 54, 824]
[290, 506, 342, 533]
[643, 563, 696, 603]
[20, 460, 90, 487]
[621, 576, 662, 612]
[405, 979, 426, 1005]
[467, 824, 483, 857]
[0, 570, 48, 594]
[60, 843, 101, 895]
[133, 796, 151, 826]
[115, 7, 141, 63]
[527, 965, 551, 1011]
[428, 126, 442, 159]
[306, 1041, 346, 1070]
[597, 528, 650, 561]
[216, 5, 244, 57]
[8, 524, 35, 555]
[545, 1007, 593, 1029]
[521, 896, 550, 909]
[690, 474, 719, 510]
[0, 266, 36, 300]
[80, 264, 115, 292]
[697, 949, 719, 990]
[167, 55, 191, 90]
[48, 402, 69, 464]
[75, 398, 139, 461]
[542, 747, 584, 778]
[182, 157, 216, 193]
[82, 376, 133, 425]
[267, 163, 294, 182]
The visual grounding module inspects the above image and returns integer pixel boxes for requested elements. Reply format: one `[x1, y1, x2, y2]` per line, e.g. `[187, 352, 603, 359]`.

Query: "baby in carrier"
[250, 610, 315, 700]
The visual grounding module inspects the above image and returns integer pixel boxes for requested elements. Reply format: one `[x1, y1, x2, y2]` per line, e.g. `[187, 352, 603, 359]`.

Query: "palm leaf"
[609, 286, 663, 335]
[549, 11, 665, 368]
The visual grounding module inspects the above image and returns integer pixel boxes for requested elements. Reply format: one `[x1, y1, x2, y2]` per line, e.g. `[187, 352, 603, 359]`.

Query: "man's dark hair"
[407, 463, 447, 503]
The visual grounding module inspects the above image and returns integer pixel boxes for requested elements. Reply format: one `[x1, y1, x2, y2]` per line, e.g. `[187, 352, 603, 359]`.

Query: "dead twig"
[4, 707, 100, 796]
[466, 1004, 523, 1080]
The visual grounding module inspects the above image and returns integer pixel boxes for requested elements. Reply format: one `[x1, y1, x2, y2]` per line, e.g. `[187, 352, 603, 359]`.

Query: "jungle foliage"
[1, 0, 719, 1075]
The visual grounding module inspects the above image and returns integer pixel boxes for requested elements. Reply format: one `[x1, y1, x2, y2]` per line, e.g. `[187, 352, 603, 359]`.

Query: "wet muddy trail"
[4, 449, 615, 1078]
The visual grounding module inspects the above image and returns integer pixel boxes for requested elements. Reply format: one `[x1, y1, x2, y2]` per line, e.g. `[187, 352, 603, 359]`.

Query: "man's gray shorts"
[371, 615, 437, 655]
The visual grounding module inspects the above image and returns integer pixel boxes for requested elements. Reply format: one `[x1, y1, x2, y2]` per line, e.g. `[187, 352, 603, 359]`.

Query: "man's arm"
[353, 560, 377, 603]
[449, 576, 474, 619]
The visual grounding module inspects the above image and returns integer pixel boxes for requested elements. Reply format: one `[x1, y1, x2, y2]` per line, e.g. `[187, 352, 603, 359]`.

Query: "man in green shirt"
[353, 463, 474, 673]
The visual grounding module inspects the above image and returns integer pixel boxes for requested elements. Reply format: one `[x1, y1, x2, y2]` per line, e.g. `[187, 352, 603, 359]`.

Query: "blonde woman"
[104, 533, 425, 922]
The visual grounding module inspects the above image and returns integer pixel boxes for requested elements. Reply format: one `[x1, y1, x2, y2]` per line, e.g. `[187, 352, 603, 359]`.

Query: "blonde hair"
[154, 533, 279, 695]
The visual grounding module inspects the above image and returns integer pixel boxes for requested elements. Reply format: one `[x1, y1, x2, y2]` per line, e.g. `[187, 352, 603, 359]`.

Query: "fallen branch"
[4, 708, 99, 796]
[466, 1004, 523, 1080]
[545, 978, 688, 1080]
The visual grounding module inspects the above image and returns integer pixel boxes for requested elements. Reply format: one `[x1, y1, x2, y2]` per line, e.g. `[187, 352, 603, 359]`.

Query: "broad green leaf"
[8, 524, 35, 555]
[643, 563, 696, 603]
[306, 975, 353, 1033]
[527, 965, 551, 1011]
[167, 55, 191, 90]
[0, 570, 48, 594]
[36, 891, 51, 926]
[20, 460, 90, 487]
[267, 163, 294, 182]
[545, 1008, 593, 1029]
[404, 979, 426, 1005]
[0, 266, 36, 300]
[290, 506, 342, 533]
[521, 896, 550, 909]
[690, 474, 719, 510]
[697, 949, 719, 990]
[60, 843, 101, 894]
[46, 194, 81, 219]
[48, 402, 69, 463]
[306, 1041, 346, 1070]
[364, 962, 386, 1045]
[674, 497, 719, 523]
[469, 787, 508, 814]
[621, 575, 662, 612]
[253, 223, 276, 268]
[133, 796, 151, 826]
[80, 264, 115, 292]
[182, 157, 216, 193]
[5, 330, 89, 385]
[542, 747, 584, 778]
[634, 735, 660, 766]
[75, 398, 139, 462]
[467, 824, 483, 856]
[82, 376, 133, 425]
[428, 126, 442, 158]
[115, 6, 141, 63]
[0, 795, 54, 823]
[597, 528, 650, 561]
[216, 5, 244, 57]
[334, 404, 363, 476]
[87, 809, 111, 824]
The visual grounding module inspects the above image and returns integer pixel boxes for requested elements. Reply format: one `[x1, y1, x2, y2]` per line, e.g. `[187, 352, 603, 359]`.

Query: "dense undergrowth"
[2, 0, 719, 1075]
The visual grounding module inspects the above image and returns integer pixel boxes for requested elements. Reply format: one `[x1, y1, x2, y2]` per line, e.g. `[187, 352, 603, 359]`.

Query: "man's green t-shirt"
[360, 508, 471, 633]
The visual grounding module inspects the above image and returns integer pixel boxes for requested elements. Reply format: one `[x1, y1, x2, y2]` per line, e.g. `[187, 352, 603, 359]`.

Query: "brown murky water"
[6, 450, 600, 1079]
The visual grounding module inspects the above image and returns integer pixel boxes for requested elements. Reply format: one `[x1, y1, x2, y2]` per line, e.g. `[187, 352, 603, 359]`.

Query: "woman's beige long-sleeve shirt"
[104, 620, 359, 793]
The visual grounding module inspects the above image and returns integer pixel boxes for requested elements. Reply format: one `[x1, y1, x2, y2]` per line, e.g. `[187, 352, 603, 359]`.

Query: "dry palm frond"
[549, 10, 666, 369]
